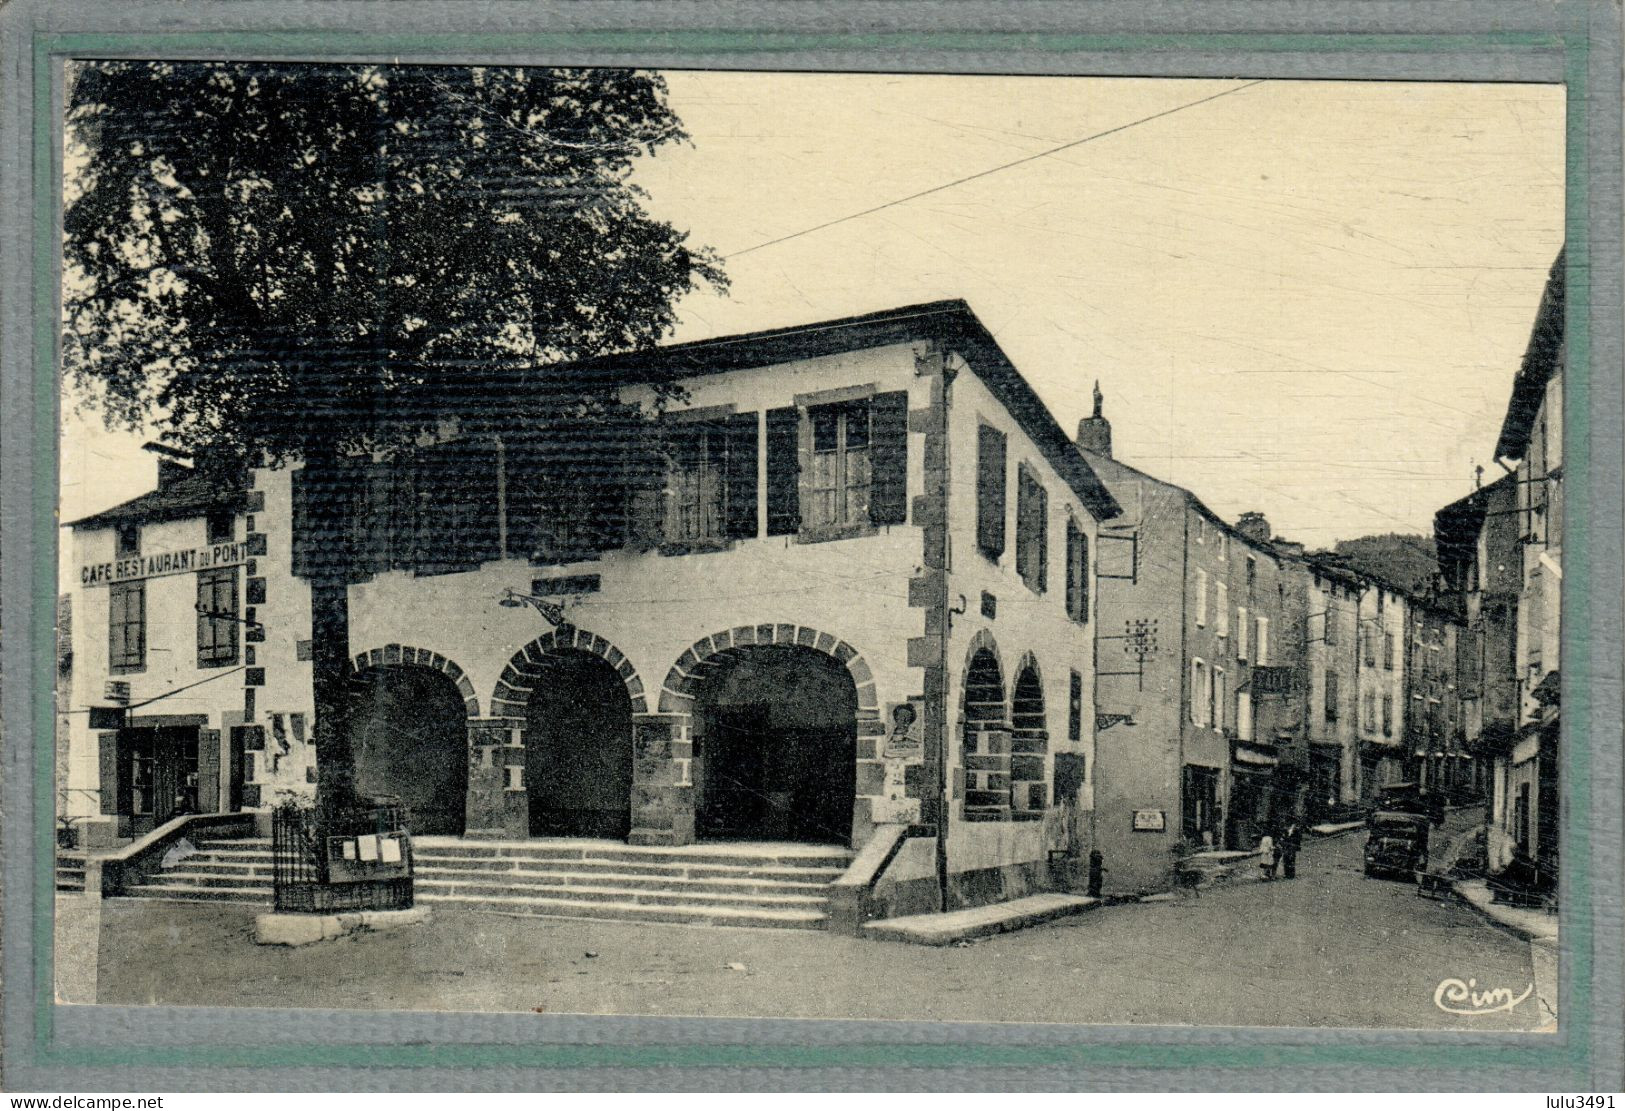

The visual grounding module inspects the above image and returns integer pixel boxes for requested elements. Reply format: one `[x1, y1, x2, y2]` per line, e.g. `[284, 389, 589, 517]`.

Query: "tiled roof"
[66, 469, 247, 529]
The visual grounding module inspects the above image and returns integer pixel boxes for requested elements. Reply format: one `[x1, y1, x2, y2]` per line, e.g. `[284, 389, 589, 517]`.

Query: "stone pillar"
[464, 719, 527, 839]
[628, 713, 695, 846]
[962, 724, 1012, 822]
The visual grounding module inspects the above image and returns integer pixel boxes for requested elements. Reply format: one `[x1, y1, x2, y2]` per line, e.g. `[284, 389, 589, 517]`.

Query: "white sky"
[60, 72, 1565, 548]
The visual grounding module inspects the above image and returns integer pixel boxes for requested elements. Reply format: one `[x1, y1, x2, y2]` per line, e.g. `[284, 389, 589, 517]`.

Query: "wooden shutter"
[765, 407, 801, 536]
[98, 732, 120, 815]
[290, 468, 312, 578]
[724, 411, 760, 539]
[976, 424, 1007, 558]
[197, 729, 221, 814]
[868, 390, 909, 525]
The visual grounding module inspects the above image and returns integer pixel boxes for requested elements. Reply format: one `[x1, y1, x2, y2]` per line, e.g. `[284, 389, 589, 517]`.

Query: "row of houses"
[59, 298, 1492, 914]
[1433, 249, 1565, 899]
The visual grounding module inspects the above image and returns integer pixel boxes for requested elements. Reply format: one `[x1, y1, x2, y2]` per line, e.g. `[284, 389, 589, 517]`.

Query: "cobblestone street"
[82, 820, 1548, 1031]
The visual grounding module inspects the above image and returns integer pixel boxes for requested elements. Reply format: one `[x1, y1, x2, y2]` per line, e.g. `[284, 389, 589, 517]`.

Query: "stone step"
[148, 870, 274, 891]
[180, 860, 276, 878]
[125, 883, 270, 904]
[414, 864, 832, 898]
[419, 843, 853, 871]
[413, 854, 846, 884]
[419, 891, 827, 930]
[414, 875, 827, 911]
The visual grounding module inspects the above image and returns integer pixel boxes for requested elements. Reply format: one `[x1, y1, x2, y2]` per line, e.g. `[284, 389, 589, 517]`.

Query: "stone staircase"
[122, 836, 854, 930]
[56, 851, 88, 893]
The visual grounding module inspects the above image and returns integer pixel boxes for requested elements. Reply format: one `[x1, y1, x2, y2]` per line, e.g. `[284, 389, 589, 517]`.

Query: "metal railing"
[272, 801, 414, 914]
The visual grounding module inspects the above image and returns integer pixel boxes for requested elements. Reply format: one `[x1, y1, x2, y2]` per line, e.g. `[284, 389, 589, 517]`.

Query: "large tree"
[64, 60, 725, 816]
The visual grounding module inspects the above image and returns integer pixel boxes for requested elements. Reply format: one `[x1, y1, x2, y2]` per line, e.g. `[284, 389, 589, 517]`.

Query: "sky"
[60, 71, 1566, 548]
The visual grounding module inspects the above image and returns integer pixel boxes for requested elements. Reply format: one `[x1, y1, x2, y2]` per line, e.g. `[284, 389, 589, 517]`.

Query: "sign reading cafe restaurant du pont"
[79, 541, 249, 587]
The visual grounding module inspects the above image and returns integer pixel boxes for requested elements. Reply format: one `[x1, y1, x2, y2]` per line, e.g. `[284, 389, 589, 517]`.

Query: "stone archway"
[347, 647, 482, 836]
[628, 625, 879, 847]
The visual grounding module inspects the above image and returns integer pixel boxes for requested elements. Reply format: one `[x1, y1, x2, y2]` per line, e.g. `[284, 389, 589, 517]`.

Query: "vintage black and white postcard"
[5, 0, 1621, 1095]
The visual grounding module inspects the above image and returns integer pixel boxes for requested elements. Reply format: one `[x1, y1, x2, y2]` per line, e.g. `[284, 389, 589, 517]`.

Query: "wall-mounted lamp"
[498, 588, 567, 627]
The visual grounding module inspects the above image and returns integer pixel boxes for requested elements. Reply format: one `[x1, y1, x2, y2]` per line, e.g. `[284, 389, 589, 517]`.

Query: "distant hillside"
[1327, 534, 1439, 595]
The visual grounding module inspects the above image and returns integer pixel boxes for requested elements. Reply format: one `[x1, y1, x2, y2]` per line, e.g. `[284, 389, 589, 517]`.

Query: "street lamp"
[497, 588, 568, 627]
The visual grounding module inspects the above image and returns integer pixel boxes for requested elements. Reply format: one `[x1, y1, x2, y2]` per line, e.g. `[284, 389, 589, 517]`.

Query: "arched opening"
[349, 665, 469, 836]
[691, 645, 857, 845]
[962, 645, 1008, 819]
[1010, 660, 1049, 818]
[964, 647, 1006, 726]
[524, 650, 634, 839]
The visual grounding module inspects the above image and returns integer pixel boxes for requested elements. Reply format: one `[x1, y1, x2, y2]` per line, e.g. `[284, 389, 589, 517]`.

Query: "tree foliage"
[64, 60, 726, 459]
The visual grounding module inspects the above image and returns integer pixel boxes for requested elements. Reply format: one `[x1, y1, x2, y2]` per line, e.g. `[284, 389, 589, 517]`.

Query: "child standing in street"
[1258, 832, 1277, 880]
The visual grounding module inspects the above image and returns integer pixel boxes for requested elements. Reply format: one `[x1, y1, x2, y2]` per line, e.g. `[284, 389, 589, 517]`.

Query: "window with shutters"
[1383, 631, 1396, 671]
[1237, 688, 1253, 741]
[1237, 606, 1249, 660]
[1216, 581, 1229, 638]
[1213, 667, 1226, 732]
[1015, 465, 1047, 593]
[666, 422, 732, 542]
[1194, 569, 1208, 627]
[109, 581, 145, 673]
[1255, 615, 1270, 666]
[196, 568, 239, 667]
[976, 424, 1007, 560]
[1324, 669, 1339, 721]
[1190, 658, 1210, 726]
[1382, 693, 1394, 736]
[1065, 519, 1089, 624]
[1068, 669, 1083, 741]
[808, 400, 872, 530]
[1324, 605, 1339, 647]
[764, 407, 801, 536]
[115, 522, 139, 558]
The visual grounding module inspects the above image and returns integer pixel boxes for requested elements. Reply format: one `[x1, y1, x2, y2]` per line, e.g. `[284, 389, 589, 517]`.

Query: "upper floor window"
[115, 522, 140, 558]
[1383, 632, 1396, 671]
[1216, 581, 1230, 638]
[109, 581, 145, 672]
[1190, 658, 1211, 727]
[1194, 569, 1208, 627]
[1323, 607, 1339, 647]
[1382, 693, 1394, 736]
[666, 418, 752, 543]
[1065, 519, 1089, 624]
[1245, 555, 1257, 594]
[1015, 465, 1047, 593]
[1068, 669, 1083, 741]
[1237, 605, 1249, 660]
[1255, 615, 1271, 666]
[196, 567, 240, 668]
[808, 400, 872, 530]
[976, 424, 1008, 560]
[206, 509, 234, 544]
[1324, 669, 1340, 721]
[1212, 667, 1227, 731]
[1194, 516, 1205, 544]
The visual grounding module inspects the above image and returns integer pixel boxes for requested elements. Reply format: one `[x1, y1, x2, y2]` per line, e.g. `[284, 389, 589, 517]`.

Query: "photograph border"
[4, 3, 1620, 1092]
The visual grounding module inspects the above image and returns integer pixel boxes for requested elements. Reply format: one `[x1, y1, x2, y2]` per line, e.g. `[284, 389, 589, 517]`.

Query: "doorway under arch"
[690, 645, 857, 845]
[524, 649, 635, 839]
[349, 665, 470, 836]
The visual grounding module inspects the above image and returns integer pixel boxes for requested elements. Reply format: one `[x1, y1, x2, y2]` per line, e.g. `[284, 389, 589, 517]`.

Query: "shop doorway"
[525, 650, 634, 839]
[692, 646, 856, 845]
[116, 725, 202, 838]
[350, 665, 469, 836]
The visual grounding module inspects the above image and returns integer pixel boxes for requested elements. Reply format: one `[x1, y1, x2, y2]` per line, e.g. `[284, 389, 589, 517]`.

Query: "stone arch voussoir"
[659, 624, 878, 718]
[350, 645, 481, 721]
[489, 627, 648, 722]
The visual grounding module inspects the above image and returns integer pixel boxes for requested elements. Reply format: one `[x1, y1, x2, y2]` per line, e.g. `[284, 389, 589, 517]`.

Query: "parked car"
[1375, 782, 1446, 827]
[1364, 810, 1430, 879]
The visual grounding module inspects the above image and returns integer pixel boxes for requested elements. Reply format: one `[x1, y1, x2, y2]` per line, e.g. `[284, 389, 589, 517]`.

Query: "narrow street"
[86, 813, 1548, 1030]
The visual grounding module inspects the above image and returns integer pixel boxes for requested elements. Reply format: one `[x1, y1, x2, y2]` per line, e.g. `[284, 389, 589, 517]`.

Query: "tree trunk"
[305, 447, 361, 819]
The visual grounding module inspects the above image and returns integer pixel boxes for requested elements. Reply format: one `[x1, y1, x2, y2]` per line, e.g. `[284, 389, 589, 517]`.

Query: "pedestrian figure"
[1279, 821, 1302, 879]
[1258, 832, 1277, 880]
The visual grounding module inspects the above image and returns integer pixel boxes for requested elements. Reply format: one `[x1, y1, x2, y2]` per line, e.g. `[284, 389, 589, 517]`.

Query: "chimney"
[156, 458, 193, 490]
[1236, 511, 1271, 544]
[1075, 380, 1113, 458]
